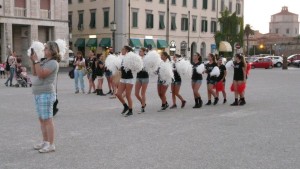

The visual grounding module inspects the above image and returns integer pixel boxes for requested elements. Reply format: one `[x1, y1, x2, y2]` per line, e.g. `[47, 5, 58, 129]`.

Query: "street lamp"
[110, 21, 117, 53]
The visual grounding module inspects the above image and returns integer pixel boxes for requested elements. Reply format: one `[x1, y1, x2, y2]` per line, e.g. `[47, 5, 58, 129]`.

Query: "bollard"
[282, 56, 288, 70]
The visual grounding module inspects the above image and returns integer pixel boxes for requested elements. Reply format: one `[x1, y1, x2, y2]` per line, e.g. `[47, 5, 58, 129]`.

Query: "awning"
[144, 39, 156, 48]
[130, 39, 142, 48]
[157, 39, 168, 48]
[219, 41, 232, 52]
[86, 38, 97, 47]
[99, 38, 111, 47]
[74, 38, 85, 48]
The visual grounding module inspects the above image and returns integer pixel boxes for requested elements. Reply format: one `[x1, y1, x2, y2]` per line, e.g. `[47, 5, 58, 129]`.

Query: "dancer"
[95, 54, 105, 96]
[157, 52, 172, 111]
[116, 46, 134, 117]
[231, 54, 247, 106]
[74, 51, 85, 94]
[135, 47, 149, 113]
[191, 53, 203, 108]
[86, 50, 96, 94]
[216, 57, 227, 103]
[170, 54, 186, 109]
[205, 53, 219, 105]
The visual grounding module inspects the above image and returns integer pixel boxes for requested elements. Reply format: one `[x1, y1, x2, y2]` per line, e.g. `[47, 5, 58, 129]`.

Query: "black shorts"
[207, 79, 217, 85]
[233, 76, 244, 81]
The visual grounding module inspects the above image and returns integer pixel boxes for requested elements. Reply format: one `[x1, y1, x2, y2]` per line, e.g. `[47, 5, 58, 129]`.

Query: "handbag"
[53, 72, 59, 116]
[69, 68, 75, 79]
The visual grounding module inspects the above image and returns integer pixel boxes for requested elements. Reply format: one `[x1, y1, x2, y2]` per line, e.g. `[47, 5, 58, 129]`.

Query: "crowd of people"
[71, 46, 248, 117]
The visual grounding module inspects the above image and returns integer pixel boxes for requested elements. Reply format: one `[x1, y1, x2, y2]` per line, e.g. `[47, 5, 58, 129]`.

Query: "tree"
[214, 9, 244, 57]
[244, 24, 254, 56]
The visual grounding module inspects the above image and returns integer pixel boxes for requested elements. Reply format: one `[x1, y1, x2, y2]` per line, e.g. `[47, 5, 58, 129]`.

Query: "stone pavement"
[0, 67, 300, 169]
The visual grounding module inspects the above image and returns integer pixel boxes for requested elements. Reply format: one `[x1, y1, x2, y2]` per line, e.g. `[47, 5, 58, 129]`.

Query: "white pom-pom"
[27, 41, 45, 60]
[175, 59, 193, 78]
[105, 54, 121, 75]
[159, 61, 174, 84]
[210, 66, 220, 76]
[143, 50, 162, 75]
[226, 60, 234, 69]
[55, 39, 68, 60]
[123, 52, 143, 74]
[196, 64, 205, 74]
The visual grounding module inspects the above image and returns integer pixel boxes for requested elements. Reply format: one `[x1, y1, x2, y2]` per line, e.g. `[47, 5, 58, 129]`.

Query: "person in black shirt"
[85, 50, 97, 94]
[231, 54, 247, 106]
[170, 54, 186, 109]
[95, 54, 105, 96]
[191, 53, 203, 108]
[116, 46, 134, 117]
[205, 53, 219, 105]
[135, 48, 149, 113]
[216, 57, 227, 103]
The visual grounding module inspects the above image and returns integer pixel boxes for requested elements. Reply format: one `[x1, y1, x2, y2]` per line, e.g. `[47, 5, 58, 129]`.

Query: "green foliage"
[244, 24, 255, 55]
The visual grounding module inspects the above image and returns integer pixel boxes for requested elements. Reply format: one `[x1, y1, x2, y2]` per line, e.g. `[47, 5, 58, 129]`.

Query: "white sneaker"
[33, 141, 46, 150]
[39, 143, 55, 153]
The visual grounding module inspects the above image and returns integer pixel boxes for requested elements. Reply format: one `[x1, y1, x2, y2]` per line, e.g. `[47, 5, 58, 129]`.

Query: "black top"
[85, 57, 96, 74]
[192, 62, 203, 80]
[173, 63, 181, 82]
[137, 69, 149, 78]
[233, 61, 245, 80]
[205, 62, 218, 81]
[94, 60, 104, 76]
[217, 64, 226, 82]
[121, 66, 133, 79]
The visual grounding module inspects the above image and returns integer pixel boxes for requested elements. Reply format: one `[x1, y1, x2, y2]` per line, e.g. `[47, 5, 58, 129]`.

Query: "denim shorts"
[171, 81, 181, 85]
[34, 93, 56, 120]
[157, 80, 168, 86]
[192, 80, 202, 84]
[105, 71, 112, 77]
[120, 78, 135, 84]
[136, 78, 149, 84]
[207, 79, 217, 85]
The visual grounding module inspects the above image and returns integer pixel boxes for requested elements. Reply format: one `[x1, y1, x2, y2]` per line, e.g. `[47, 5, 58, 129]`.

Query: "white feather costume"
[210, 66, 220, 77]
[143, 50, 162, 75]
[27, 41, 45, 60]
[55, 39, 68, 60]
[175, 59, 193, 78]
[196, 63, 205, 74]
[123, 52, 143, 74]
[226, 60, 234, 69]
[105, 54, 122, 75]
[158, 61, 174, 84]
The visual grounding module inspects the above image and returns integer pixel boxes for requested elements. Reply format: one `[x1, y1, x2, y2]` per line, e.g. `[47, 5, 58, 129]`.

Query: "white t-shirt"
[75, 58, 86, 70]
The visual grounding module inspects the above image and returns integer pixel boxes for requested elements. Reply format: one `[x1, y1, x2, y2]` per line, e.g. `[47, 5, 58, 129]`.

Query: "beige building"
[69, 0, 244, 58]
[0, 0, 69, 67]
[269, 6, 299, 37]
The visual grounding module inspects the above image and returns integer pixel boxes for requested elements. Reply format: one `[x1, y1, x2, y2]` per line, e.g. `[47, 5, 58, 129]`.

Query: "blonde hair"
[46, 41, 61, 63]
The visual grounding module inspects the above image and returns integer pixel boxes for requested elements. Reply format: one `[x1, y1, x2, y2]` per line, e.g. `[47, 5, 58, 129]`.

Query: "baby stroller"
[15, 66, 32, 87]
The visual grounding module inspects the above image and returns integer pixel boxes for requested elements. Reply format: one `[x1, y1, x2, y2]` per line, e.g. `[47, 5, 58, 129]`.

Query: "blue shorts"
[157, 80, 168, 86]
[171, 81, 181, 85]
[192, 80, 202, 84]
[136, 78, 149, 84]
[105, 71, 112, 77]
[34, 93, 56, 120]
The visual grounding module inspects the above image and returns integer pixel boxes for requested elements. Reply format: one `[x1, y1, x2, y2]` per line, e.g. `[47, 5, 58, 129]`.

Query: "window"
[286, 29, 289, 34]
[68, 12, 73, 30]
[212, 0, 216, 11]
[159, 13, 165, 29]
[103, 8, 109, 28]
[89, 10, 96, 28]
[78, 11, 84, 30]
[202, 0, 207, 9]
[229, 1, 232, 13]
[146, 0, 152, 2]
[182, 0, 187, 7]
[211, 20, 217, 33]
[181, 16, 188, 31]
[236, 3, 241, 15]
[171, 14, 177, 30]
[146, 12, 154, 29]
[132, 11, 138, 28]
[276, 28, 279, 34]
[160, 0, 164, 3]
[221, 0, 225, 11]
[192, 17, 197, 32]
[40, 0, 50, 10]
[78, 0, 83, 3]
[171, 0, 176, 5]
[193, 0, 197, 8]
[201, 18, 208, 32]
[68, 0, 72, 4]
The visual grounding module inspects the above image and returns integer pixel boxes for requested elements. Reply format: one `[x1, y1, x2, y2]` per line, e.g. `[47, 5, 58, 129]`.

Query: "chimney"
[282, 6, 288, 12]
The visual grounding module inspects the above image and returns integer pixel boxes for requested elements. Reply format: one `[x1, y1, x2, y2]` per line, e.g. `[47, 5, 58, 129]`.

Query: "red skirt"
[230, 83, 246, 93]
[215, 81, 224, 92]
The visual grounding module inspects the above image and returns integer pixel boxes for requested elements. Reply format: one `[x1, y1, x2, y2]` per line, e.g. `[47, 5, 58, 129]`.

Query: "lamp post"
[110, 21, 117, 53]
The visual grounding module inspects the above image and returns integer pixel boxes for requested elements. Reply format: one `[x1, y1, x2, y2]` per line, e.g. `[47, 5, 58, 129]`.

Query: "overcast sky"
[244, 0, 300, 34]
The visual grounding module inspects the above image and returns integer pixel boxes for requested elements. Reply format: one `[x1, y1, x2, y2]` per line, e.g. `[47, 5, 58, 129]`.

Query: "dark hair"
[209, 53, 217, 64]
[76, 51, 83, 61]
[123, 46, 133, 52]
[90, 50, 96, 55]
[140, 47, 148, 53]
[161, 51, 171, 61]
[194, 52, 202, 63]
[175, 54, 181, 58]
[235, 54, 246, 65]
[96, 53, 102, 59]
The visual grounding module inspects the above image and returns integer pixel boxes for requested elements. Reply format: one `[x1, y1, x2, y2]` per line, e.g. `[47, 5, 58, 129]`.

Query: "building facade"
[269, 6, 299, 37]
[69, 0, 244, 58]
[0, 0, 69, 66]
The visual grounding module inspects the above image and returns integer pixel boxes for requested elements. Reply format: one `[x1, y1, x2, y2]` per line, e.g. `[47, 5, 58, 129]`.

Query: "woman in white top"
[74, 51, 86, 94]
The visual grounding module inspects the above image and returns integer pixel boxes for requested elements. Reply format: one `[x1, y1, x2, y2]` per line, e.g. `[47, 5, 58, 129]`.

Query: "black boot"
[213, 97, 219, 105]
[106, 90, 112, 95]
[198, 97, 203, 108]
[124, 109, 133, 117]
[239, 98, 246, 106]
[230, 99, 239, 106]
[193, 98, 199, 108]
[99, 89, 106, 96]
[121, 104, 129, 114]
[205, 100, 212, 105]
[96, 89, 100, 95]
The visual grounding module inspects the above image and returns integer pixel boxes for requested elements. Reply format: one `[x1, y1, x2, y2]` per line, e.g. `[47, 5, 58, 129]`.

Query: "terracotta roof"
[273, 6, 298, 16]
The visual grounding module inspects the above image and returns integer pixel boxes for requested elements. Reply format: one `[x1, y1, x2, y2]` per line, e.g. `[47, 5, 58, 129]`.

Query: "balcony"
[14, 7, 26, 17]
[40, 9, 50, 19]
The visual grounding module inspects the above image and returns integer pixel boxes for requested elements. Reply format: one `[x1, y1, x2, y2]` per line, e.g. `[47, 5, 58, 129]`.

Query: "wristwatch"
[33, 60, 40, 64]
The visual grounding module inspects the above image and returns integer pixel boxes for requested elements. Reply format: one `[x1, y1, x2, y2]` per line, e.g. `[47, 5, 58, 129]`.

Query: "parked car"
[264, 56, 283, 67]
[293, 60, 300, 67]
[251, 58, 273, 69]
[287, 54, 300, 65]
[68, 50, 75, 66]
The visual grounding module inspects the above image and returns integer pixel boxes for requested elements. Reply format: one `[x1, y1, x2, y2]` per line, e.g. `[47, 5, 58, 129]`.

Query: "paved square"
[0, 68, 300, 169]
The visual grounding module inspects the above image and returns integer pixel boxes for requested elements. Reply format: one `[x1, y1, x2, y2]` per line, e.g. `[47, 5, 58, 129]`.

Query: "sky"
[244, 0, 300, 34]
